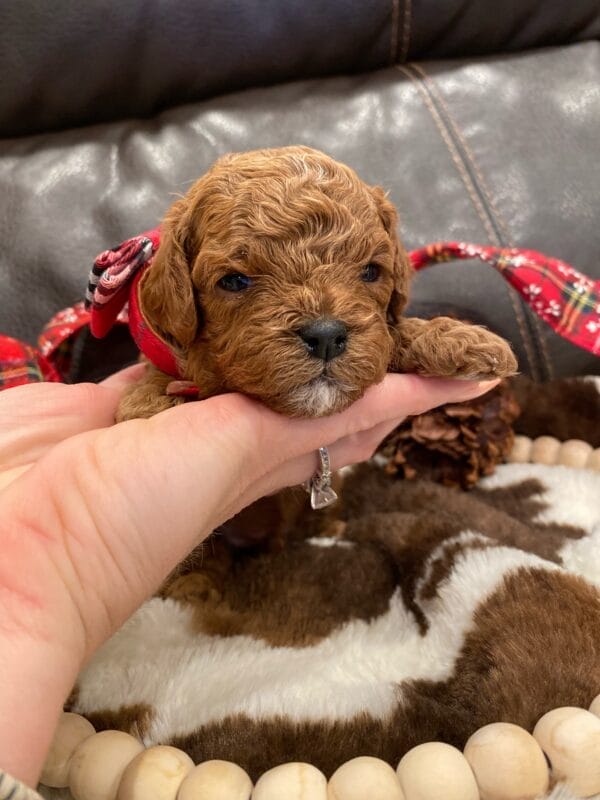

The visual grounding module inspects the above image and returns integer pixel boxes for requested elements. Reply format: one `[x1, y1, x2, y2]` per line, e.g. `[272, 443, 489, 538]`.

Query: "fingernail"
[476, 379, 501, 392]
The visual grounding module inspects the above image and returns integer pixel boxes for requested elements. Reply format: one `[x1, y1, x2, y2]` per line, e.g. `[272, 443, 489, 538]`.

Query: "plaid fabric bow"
[84, 229, 160, 338]
[2, 235, 599, 392]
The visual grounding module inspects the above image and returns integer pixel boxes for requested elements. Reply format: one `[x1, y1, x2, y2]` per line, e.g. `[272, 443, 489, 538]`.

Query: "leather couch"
[1, 0, 599, 382]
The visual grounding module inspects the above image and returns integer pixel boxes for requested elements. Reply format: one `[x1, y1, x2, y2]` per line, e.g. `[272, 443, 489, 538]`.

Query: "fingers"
[0, 464, 31, 492]
[240, 374, 499, 475]
[218, 374, 498, 504]
[0, 368, 150, 470]
[0, 383, 114, 468]
[251, 415, 405, 500]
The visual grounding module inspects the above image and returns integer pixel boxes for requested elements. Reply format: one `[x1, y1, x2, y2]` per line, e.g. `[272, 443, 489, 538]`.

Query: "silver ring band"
[304, 445, 338, 510]
[317, 446, 331, 481]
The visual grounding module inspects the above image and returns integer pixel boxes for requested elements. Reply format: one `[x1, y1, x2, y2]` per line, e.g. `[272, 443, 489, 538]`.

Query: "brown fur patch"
[512, 375, 600, 446]
[341, 466, 584, 563]
[162, 465, 585, 642]
[321, 465, 584, 633]
[338, 467, 584, 614]
[85, 703, 155, 740]
[169, 568, 600, 780]
[166, 536, 396, 647]
[402, 568, 600, 745]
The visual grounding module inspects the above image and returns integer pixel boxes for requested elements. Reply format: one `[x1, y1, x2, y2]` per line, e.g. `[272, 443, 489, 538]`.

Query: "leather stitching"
[397, 63, 543, 380]
[410, 63, 553, 379]
[396, 65, 499, 242]
[410, 69, 511, 235]
[390, 0, 401, 65]
[399, 0, 413, 63]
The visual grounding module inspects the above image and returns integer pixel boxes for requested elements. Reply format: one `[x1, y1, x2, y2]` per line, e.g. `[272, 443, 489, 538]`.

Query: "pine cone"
[378, 381, 521, 489]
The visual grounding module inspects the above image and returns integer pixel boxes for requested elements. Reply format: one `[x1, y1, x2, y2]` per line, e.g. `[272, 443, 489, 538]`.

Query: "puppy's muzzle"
[297, 318, 347, 362]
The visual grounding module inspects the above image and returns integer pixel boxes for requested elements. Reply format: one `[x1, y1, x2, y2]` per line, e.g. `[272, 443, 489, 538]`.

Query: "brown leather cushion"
[0, 0, 599, 137]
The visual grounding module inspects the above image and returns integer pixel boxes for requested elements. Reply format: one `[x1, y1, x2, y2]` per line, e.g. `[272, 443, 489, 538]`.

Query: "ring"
[304, 446, 339, 510]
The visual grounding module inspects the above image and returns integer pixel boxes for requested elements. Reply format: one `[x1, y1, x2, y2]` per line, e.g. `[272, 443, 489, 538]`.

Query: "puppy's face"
[141, 146, 411, 416]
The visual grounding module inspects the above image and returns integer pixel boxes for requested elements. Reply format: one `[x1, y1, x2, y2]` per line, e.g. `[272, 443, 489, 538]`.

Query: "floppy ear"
[138, 195, 200, 350]
[370, 186, 412, 325]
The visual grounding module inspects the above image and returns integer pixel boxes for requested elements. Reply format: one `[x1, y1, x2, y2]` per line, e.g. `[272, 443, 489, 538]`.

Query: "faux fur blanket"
[45, 383, 600, 800]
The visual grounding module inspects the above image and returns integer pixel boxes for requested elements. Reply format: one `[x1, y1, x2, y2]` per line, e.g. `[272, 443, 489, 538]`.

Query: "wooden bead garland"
[69, 731, 144, 800]
[589, 694, 600, 718]
[40, 698, 600, 800]
[327, 756, 404, 799]
[396, 742, 479, 800]
[252, 762, 327, 799]
[533, 707, 600, 796]
[177, 759, 253, 800]
[40, 712, 95, 788]
[116, 746, 194, 800]
[507, 435, 600, 470]
[463, 722, 549, 800]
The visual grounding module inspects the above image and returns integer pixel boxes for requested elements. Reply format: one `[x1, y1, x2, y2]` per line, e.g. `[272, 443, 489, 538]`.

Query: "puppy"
[117, 145, 516, 422]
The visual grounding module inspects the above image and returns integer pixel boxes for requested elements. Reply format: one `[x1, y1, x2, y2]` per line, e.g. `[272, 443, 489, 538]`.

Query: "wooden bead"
[464, 722, 548, 800]
[586, 449, 600, 471]
[507, 435, 533, 464]
[252, 763, 327, 799]
[530, 436, 561, 465]
[327, 757, 404, 800]
[396, 742, 479, 800]
[40, 712, 96, 788]
[117, 745, 194, 800]
[533, 707, 600, 796]
[557, 439, 593, 468]
[589, 694, 600, 718]
[69, 731, 144, 800]
[177, 759, 253, 799]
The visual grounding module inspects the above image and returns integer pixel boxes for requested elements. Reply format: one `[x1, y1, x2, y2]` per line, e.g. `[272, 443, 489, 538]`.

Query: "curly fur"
[118, 146, 516, 421]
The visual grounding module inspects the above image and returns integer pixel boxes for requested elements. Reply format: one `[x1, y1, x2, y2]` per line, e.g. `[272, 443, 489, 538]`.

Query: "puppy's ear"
[139, 196, 200, 350]
[370, 186, 411, 325]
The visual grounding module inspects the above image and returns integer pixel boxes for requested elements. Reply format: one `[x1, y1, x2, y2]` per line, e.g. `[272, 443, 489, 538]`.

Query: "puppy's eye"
[361, 263, 380, 283]
[217, 273, 253, 292]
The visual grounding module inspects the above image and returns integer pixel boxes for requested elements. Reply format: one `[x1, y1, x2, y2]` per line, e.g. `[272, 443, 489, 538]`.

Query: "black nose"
[298, 318, 348, 362]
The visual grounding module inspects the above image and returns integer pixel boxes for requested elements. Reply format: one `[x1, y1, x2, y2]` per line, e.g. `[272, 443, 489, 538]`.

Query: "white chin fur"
[290, 378, 352, 416]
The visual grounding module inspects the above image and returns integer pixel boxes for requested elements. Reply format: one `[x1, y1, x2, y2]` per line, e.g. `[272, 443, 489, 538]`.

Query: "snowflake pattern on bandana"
[410, 242, 600, 355]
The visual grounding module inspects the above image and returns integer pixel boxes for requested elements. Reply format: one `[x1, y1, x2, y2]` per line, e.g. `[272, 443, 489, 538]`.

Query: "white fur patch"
[479, 463, 600, 587]
[415, 530, 491, 600]
[290, 377, 353, 416]
[545, 786, 599, 800]
[307, 537, 354, 548]
[75, 541, 557, 746]
[478, 463, 600, 533]
[583, 375, 600, 393]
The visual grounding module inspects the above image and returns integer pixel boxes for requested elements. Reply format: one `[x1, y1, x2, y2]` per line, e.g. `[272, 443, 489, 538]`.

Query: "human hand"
[0, 368, 497, 783]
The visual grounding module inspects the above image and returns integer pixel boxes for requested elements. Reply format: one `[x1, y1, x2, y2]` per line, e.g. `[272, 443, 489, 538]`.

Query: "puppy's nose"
[298, 318, 348, 362]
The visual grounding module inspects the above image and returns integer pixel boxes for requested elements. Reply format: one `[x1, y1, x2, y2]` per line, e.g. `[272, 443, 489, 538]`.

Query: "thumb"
[0, 392, 261, 661]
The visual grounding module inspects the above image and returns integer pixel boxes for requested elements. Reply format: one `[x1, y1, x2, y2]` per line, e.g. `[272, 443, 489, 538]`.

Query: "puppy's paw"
[396, 317, 517, 380]
[116, 382, 185, 422]
[160, 573, 223, 605]
[436, 322, 518, 380]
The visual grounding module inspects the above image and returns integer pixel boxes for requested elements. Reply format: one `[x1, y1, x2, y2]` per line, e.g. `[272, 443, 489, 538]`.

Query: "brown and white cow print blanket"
[45, 379, 600, 800]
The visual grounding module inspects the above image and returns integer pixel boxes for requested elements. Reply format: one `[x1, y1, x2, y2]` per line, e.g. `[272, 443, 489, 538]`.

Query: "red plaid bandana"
[84, 228, 181, 378]
[410, 242, 600, 355]
[85, 232, 157, 336]
[1, 233, 599, 392]
[0, 334, 60, 390]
